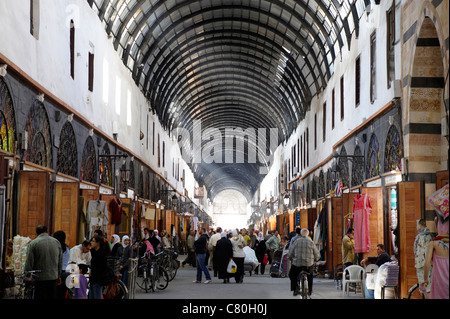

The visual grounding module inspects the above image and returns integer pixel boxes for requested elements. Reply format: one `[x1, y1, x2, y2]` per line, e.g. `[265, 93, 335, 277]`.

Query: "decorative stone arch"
[0, 78, 17, 154]
[23, 100, 52, 168]
[80, 136, 97, 184]
[403, 6, 449, 176]
[56, 121, 78, 178]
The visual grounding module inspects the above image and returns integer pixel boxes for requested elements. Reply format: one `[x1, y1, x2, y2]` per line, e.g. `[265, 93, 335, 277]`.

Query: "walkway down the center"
[134, 256, 364, 300]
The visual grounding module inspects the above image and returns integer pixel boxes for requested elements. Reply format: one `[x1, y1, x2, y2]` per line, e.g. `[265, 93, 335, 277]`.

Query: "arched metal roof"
[88, 0, 366, 201]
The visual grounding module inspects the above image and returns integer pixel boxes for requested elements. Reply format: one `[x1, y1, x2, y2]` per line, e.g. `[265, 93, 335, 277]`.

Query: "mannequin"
[413, 219, 433, 297]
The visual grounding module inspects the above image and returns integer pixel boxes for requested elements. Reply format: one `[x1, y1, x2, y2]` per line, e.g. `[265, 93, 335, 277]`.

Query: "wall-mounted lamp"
[112, 121, 119, 140]
[68, 114, 74, 122]
[38, 93, 45, 103]
[283, 193, 290, 206]
[89, 128, 94, 136]
[0, 64, 7, 77]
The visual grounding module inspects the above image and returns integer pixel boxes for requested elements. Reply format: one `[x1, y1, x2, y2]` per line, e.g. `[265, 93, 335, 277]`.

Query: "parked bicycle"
[136, 251, 169, 292]
[14, 270, 41, 299]
[161, 248, 179, 281]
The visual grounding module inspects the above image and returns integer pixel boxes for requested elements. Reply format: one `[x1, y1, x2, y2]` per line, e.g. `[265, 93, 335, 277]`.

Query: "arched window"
[352, 145, 364, 186]
[366, 133, 381, 179]
[0, 78, 17, 154]
[129, 160, 135, 190]
[384, 125, 402, 172]
[318, 170, 325, 198]
[99, 143, 112, 186]
[338, 146, 349, 187]
[23, 100, 52, 168]
[326, 168, 332, 194]
[80, 136, 97, 184]
[56, 121, 78, 178]
[311, 177, 317, 200]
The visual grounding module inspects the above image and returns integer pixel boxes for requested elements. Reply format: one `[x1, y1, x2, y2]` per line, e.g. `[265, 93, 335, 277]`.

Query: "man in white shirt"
[68, 240, 92, 266]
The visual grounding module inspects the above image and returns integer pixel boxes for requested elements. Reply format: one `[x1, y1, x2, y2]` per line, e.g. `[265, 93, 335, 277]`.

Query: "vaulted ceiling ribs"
[89, 0, 364, 201]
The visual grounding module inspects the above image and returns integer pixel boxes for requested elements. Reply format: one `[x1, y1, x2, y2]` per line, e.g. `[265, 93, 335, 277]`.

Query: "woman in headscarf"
[214, 232, 233, 283]
[120, 235, 133, 286]
[110, 234, 121, 257]
[230, 229, 246, 283]
[254, 231, 267, 275]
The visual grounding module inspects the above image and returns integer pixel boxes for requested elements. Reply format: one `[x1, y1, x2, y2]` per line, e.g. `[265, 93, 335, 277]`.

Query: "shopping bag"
[227, 260, 237, 273]
[263, 254, 268, 266]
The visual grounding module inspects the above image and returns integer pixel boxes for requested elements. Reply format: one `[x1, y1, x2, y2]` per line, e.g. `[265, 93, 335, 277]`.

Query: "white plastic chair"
[342, 265, 365, 296]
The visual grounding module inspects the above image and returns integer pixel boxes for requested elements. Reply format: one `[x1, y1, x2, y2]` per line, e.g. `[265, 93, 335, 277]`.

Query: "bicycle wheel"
[300, 274, 308, 299]
[113, 280, 128, 299]
[165, 259, 178, 281]
[23, 281, 35, 300]
[156, 266, 169, 290]
[136, 268, 150, 293]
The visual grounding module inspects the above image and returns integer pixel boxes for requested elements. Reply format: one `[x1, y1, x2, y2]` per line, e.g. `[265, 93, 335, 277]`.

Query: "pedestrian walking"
[182, 230, 196, 267]
[193, 227, 211, 284]
[89, 235, 111, 299]
[120, 235, 133, 286]
[254, 232, 267, 275]
[24, 225, 63, 299]
[230, 229, 246, 283]
[214, 231, 233, 283]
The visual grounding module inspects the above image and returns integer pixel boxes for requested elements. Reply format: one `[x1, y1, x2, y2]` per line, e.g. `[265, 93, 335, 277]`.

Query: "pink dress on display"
[353, 194, 372, 253]
[430, 242, 449, 299]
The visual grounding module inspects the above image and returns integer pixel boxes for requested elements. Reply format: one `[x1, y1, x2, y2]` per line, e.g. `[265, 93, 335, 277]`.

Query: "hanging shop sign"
[366, 177, 382, 188]
[99, 185, 114, 194]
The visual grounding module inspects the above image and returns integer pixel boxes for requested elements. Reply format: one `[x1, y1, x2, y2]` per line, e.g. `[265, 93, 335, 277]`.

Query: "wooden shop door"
[398, 181, 423, 299]
[18, 171, 50, 239]
[53, 182, 79, 248]
[361, 187, 384, 258]
[330, 197, 343, 272]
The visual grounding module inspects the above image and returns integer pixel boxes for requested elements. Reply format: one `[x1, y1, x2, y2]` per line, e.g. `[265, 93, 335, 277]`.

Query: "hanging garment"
[193, 217, 199, 231]
[87, 200, 109, 239]
[353, 194, 372, 253]
[109, 197, 122, 225]
[78, 196, 87, 242]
